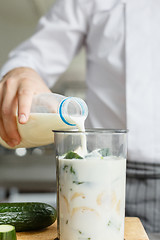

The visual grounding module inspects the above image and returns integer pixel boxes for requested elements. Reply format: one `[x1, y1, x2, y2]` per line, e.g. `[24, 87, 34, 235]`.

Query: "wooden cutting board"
[16, 217, 149, 240]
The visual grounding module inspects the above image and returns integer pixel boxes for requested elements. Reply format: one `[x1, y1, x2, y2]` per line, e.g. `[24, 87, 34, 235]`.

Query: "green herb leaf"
[70, 166, 76, 175]
[73, 181, 84, 185]
[107, 220, 111, 226]
[64, 151, 83, 159]
[63, 165, 68, 170]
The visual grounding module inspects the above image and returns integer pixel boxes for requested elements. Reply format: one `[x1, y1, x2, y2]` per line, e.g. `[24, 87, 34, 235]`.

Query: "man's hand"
[0, 67, 51, 147]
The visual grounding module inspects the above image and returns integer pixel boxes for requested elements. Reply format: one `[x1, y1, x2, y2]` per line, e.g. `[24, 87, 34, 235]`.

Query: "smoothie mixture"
[57, 150, 126, 240]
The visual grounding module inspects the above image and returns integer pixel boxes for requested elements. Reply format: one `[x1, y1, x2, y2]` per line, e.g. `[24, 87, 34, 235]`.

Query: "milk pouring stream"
[0, 93, 88, 149]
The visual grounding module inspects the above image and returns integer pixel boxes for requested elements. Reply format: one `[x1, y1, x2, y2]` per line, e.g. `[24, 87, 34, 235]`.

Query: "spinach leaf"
[64, 151, 83, 159]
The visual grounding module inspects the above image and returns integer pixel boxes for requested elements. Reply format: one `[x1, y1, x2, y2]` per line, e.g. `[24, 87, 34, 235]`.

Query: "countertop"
[16, 217, 149, 240]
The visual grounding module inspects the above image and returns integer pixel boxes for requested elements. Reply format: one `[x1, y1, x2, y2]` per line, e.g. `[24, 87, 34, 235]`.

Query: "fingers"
[0, 118, 10, 145]
[1, 78, 21, 147]
[0, 67, 51, 148]
[0, 85, 10, 145]
[17, 85, 33, 124]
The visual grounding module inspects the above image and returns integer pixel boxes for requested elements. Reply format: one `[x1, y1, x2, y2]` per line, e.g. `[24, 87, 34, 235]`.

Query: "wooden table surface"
[16, 217, 149, 240]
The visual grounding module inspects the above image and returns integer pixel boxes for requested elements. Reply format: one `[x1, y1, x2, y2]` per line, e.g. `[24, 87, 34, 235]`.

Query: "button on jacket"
[1, 0, 160, 163]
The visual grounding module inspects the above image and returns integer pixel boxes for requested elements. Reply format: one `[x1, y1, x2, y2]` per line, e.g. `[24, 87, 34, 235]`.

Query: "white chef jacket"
[0, 0, 160, 163]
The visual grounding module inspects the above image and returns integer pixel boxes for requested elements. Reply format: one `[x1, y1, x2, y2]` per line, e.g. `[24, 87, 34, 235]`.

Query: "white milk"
[58, 156, 126, 240]
[0, 113, 86, 149]
[71, 116, 87, 156]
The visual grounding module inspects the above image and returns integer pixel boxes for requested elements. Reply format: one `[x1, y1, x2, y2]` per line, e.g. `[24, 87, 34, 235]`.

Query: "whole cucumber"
[0, 202, 57, 232]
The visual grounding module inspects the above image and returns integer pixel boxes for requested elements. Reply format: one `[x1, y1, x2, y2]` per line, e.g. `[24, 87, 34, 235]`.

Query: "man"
[0, 0, 160, 235]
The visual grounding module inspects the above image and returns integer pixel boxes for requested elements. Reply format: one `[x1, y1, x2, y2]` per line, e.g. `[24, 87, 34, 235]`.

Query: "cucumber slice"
[0, 225, 16, 240]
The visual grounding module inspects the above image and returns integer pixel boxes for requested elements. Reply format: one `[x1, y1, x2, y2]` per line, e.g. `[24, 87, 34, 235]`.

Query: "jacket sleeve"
[0, 0, 89, 87]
